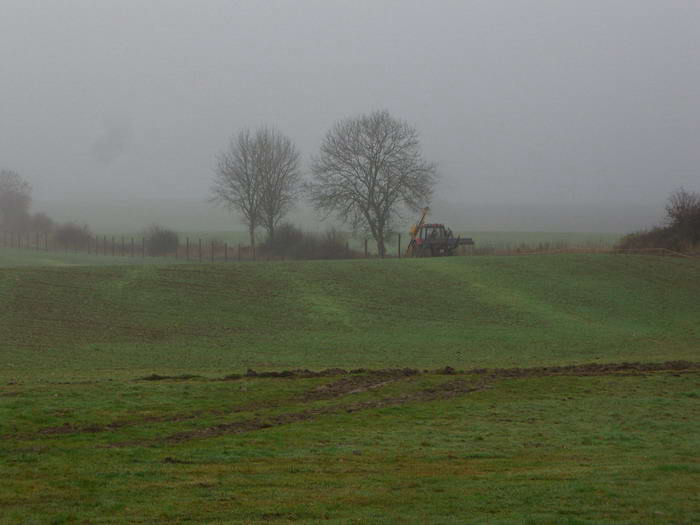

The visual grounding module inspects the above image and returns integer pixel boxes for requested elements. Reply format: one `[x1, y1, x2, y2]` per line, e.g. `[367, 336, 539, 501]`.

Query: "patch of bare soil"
[462, 360, 698, 379]
[301, 368, 419, 401]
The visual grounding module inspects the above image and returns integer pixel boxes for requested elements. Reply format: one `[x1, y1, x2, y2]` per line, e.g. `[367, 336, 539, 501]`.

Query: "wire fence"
[0, 231, 405, 262]
[2, 230, 697, 263]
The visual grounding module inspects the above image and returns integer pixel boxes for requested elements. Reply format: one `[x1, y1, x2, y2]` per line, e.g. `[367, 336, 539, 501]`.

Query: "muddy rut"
[9, 361, 698, 446]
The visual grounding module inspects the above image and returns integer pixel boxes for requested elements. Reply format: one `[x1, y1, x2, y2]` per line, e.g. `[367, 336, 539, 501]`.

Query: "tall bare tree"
[0, 169, 32, 232]
[256, 129, 301, 240]
[212, 129, 262, 248]
[308, 110, 437, 256]
[211, 128, 300, 247]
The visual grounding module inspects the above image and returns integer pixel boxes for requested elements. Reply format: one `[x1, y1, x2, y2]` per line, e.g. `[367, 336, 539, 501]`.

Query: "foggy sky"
[1, 1, 698, 232]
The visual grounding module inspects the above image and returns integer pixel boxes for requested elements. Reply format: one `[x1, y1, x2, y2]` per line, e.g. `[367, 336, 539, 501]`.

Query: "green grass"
[0, 253, 697, 381]
[1, 370, 698, 523]
[0, 247, 183, 268]
[1, 253, 698, 523]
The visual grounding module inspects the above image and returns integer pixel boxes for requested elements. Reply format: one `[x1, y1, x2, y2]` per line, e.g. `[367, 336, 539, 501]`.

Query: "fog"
[1, 1, 698, 233]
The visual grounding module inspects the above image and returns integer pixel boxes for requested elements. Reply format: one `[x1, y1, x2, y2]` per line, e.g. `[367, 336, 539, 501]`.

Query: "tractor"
[405, 208, 474, 257]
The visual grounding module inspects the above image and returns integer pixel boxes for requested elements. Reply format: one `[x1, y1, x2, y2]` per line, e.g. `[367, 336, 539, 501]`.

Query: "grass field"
[0, 247, 184, 268]
[1, 253, 698, 523]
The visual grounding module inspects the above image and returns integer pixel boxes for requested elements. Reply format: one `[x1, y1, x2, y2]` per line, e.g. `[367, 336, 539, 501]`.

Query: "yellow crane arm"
[405, 207, 430, 257]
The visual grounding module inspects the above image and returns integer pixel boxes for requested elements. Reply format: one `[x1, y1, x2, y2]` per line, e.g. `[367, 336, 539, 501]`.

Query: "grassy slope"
[1, 254, 698, 523]
[0, 254, 698, 380]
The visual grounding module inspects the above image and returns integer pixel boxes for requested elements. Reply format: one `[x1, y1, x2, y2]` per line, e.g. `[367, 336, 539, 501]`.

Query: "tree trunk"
[376, 231, 386, 258]
[248, 226, 256, 249]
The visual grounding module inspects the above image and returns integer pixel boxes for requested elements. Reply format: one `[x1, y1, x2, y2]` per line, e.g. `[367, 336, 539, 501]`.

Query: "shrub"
[617, 188, 700, 252]
[54, 222, 92, 248]
[260, 223, 349, 259]
[316, 228, 348, 259]
[32, 212, 54, 234]
[143, 224, 179, 256]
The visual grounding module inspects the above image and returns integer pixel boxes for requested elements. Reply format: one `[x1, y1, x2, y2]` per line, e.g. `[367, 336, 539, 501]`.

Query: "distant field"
[1, 254, 696, 379]
[0, 247, 184, 267]
[1, 254, 697, 523]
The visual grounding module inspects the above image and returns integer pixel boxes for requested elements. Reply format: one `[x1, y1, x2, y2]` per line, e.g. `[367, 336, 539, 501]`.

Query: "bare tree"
[308, 110, 437, 256]
[0, 169, 32, 232]
[211, 130, 262, 248]
[211, 128, 300, 247]
[256, 129, 301, 240]
[665, 187, 700, 244]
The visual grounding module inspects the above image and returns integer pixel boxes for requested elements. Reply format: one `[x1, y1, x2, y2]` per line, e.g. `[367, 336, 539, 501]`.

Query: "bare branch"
[307, 110, 437, 256]
[211, 128, 301, 245]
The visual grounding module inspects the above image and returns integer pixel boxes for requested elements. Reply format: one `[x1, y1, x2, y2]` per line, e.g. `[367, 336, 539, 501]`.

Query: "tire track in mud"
[110, 379, 484, 448]
[24, 370, 419, 439]
[10, 361, 698, 445]
[108, 360, 700, 447]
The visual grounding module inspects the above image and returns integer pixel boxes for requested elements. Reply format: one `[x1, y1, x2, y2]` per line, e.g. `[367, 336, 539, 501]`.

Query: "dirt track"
[13, 361, 698, 446]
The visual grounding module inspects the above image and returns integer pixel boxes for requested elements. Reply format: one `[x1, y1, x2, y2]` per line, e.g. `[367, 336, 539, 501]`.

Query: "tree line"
[618, 188, 700, 252]
[211, 109, 436, 257]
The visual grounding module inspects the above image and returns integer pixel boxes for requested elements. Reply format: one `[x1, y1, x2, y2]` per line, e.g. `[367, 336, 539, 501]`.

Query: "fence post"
[130, 238, 134, 257]
[238, 243, 241, 261]
[364, 238, 368, 258]
[142, 237, 146, 258]
[186, 237, 190, 260]
[346, 241, 349, 259]
[211, 240, 215, 263]
[397, 234, 401, 259]
[224, 242, 228, 262]
[198, 238, 202, 263]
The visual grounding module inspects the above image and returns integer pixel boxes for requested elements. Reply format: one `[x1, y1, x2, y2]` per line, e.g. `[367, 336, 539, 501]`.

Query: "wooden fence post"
[398, 234, 401, 259]
[238, 243, 241, 261]
[224, 242, 228, 262]
[131, 238, 134, 257]
[198, 238, 202, 263]
[211, 240, 215, 263]
[186, 237, 190, 260]
[364, 238, 368, 258]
